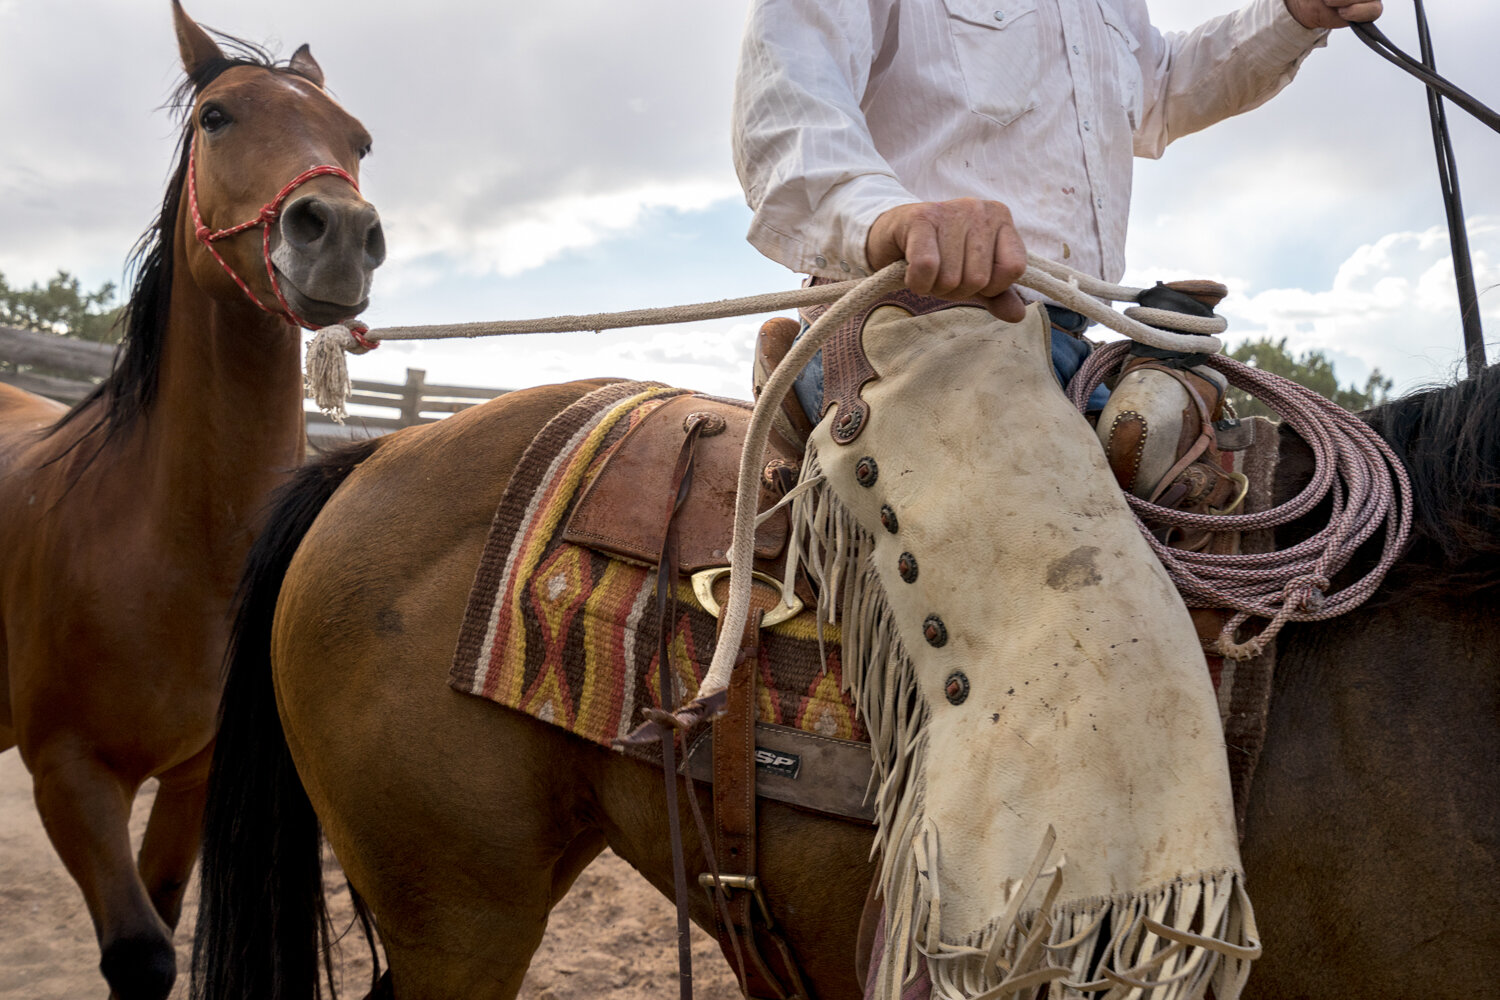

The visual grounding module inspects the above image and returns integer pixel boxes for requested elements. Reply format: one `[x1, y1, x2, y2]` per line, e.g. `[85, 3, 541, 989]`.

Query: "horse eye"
[199, 106, 230, 133]
[357, 142, 372, 160]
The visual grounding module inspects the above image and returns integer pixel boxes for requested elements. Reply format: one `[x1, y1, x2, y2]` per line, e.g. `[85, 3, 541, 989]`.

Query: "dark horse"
[0, 4, 381, 998]
[193, 366, 1499, 1000]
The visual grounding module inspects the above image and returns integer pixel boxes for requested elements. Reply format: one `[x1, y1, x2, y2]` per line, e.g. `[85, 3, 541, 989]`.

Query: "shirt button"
[993, 10, 1004, 20]
[1072, 44, 1081, 54]
[1082, 120, 1092, 131]
[839, 259, 851, 272]
[1096, 197, 1105, 209]
[815, 255, 827, 268]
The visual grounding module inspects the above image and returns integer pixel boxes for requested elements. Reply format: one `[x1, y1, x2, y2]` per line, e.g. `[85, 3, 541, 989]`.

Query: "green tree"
[1226, 336, 1392, 420]
[0, 270, 123, 344]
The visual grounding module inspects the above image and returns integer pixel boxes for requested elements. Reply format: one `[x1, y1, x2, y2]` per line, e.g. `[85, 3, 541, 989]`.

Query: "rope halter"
[186, 133, 375, 341]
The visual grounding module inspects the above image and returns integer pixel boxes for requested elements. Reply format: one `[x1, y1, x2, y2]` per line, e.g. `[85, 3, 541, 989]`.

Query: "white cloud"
[382, 178, 742, 290]
[1194, 220, 1500, 394]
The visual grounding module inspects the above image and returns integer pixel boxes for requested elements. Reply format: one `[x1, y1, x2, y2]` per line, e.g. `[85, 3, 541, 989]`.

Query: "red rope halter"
[186, 134, 375, 346]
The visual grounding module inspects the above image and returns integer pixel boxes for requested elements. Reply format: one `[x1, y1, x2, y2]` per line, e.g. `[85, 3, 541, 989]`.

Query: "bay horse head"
[172, 0, 384, 330]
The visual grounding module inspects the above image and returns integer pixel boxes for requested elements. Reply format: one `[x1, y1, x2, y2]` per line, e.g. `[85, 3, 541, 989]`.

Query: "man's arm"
[733, 0, 912, 279]
[1131, 0, 1380, 157]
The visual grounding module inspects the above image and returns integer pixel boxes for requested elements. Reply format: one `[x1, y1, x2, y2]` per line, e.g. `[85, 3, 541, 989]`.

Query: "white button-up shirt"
[733, 0, 1327, 284]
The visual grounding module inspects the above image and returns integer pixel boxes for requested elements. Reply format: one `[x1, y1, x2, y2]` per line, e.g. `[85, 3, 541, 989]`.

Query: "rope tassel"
[303, 324, 374, 422]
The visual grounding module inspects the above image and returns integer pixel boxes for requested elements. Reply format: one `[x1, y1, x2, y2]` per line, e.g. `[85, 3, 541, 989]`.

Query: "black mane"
[47, 33, 300, 459]
[1366, 362, 1500, 595]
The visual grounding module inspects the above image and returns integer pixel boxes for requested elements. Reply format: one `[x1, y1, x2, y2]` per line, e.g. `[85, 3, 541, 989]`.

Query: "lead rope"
[303, 252, 1221, 421]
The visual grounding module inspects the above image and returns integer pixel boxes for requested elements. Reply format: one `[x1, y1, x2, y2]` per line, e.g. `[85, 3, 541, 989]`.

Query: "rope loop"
[1066, 339, 1412, 659]
[1289, 574, 1330, 613]
[347, 322, 379, 352]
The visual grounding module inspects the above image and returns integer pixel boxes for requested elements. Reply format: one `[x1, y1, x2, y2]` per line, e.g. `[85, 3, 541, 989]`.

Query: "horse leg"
[314, 715, 610, 1000]
[135, 742, 212, 929]
[594, 750, 875, 1000]
[29, 741, 175, 1000]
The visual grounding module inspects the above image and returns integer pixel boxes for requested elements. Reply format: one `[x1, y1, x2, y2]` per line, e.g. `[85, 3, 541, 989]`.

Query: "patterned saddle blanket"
[449, 380, 874, 819]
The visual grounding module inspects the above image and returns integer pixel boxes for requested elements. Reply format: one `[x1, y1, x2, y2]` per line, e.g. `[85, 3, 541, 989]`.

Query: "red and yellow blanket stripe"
[450, 381, 865, 757]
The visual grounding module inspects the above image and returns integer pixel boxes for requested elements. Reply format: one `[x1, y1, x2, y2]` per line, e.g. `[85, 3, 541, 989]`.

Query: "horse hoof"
[99, 934, 176, 1000]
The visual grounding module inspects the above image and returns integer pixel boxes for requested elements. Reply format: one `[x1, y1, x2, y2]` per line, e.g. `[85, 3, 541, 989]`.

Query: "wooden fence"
[0, 325, 508, 449]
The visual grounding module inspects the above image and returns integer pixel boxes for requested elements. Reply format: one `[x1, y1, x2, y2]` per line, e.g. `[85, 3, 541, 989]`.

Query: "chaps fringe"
[788, 446, 1260, 1000]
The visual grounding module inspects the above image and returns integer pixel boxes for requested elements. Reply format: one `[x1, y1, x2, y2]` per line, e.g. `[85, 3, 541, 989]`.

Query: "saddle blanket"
[449, 381, 867, 769]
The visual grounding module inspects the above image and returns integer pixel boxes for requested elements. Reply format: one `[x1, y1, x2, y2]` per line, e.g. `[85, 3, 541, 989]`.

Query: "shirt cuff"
[1259, 0, 1330, 64]
[747, 176, 915, 279]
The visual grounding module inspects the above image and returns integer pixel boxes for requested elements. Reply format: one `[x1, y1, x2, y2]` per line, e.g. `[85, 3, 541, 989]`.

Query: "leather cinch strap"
[705, 597, 812, 1000]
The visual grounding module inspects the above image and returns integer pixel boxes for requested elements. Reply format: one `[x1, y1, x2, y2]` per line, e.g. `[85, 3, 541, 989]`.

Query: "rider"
[734, 0, 1383, 500]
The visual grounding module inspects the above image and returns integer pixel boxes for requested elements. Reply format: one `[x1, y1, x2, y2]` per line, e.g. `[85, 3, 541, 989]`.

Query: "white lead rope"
[306, 254, 1230, 712]
[304, 252, 1225, 421]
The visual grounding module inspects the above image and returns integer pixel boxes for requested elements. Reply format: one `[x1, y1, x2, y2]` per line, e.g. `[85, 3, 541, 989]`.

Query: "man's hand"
[866, 199, 1028, 322]
[1284, 0, 1381, 30]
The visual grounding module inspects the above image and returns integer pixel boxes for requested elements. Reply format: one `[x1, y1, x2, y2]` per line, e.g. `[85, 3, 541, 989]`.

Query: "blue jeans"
[791, 304, 1110, 424]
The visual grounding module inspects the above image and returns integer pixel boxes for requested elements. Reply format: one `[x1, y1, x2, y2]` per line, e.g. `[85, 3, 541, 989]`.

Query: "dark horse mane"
[1362, 361, 1500, 598]
[47, 33, 313, 465]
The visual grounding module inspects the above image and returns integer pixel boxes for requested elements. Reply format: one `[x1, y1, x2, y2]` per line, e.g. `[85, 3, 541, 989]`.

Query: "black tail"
[192, 438, 383, 1000]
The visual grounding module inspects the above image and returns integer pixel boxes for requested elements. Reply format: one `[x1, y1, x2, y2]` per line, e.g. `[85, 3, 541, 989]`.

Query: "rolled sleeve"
[733, 0, 917, 277]
[1133, 0, 1328, 158]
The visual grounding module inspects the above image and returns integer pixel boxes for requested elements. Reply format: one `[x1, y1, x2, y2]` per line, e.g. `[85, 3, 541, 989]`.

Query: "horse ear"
[289, 44, 325, 89]
[172, 1, 224, 78]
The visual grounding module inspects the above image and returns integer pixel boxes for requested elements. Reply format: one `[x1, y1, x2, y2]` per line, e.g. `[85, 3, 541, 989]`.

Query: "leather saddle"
[563, 392, 800, 576]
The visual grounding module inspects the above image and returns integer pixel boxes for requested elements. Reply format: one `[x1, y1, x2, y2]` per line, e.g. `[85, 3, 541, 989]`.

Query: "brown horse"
[193, 367, 1499, 1000]
[0, 4, 382, 998]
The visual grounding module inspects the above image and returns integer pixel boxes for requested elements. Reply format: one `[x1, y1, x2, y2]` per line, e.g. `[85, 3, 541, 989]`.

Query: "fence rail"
[0, 325, 508, 448]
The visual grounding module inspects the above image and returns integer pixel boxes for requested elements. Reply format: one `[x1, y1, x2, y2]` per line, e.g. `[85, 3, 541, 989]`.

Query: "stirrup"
[1095, 280, 1244, 543]
[1098, 358, 1244, 551]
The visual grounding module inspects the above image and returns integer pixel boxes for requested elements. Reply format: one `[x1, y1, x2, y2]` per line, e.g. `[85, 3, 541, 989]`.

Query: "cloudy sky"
[1, 0, 1496, 407]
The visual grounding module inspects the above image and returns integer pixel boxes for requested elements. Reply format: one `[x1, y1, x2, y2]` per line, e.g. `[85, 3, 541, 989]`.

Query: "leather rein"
[185, 134, 375, 344]
[1352, 12, 1500, 379]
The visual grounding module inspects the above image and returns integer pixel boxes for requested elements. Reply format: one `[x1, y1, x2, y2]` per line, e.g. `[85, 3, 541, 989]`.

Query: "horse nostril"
[281, 196, 331, 251]
[364, 218, 386, 269]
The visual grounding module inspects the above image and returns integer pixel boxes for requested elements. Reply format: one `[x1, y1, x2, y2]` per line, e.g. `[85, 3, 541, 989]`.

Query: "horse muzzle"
[270, 191, 385, 320]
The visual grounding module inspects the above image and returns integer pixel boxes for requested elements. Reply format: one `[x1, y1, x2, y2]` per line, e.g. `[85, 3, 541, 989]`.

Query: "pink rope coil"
[1069, 340, 1413, 660]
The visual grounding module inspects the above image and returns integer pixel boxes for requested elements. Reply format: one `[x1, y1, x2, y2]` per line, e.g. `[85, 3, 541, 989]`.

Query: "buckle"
[1210, 471, 1250, 515]
[697, 873, 776, 925]
[690, 568, 803, 627]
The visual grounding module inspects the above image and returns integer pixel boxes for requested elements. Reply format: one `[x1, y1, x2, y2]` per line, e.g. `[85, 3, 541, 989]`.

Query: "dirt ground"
[0, 748, 739, 999]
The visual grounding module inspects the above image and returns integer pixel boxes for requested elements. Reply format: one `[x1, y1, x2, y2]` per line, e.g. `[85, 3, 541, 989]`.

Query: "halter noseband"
[186, 134, 376, 347]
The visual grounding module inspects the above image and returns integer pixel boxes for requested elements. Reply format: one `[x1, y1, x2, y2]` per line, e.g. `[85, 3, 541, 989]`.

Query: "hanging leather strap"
[656, 415, 714, 1000]
[704, 596, 812, 1000]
